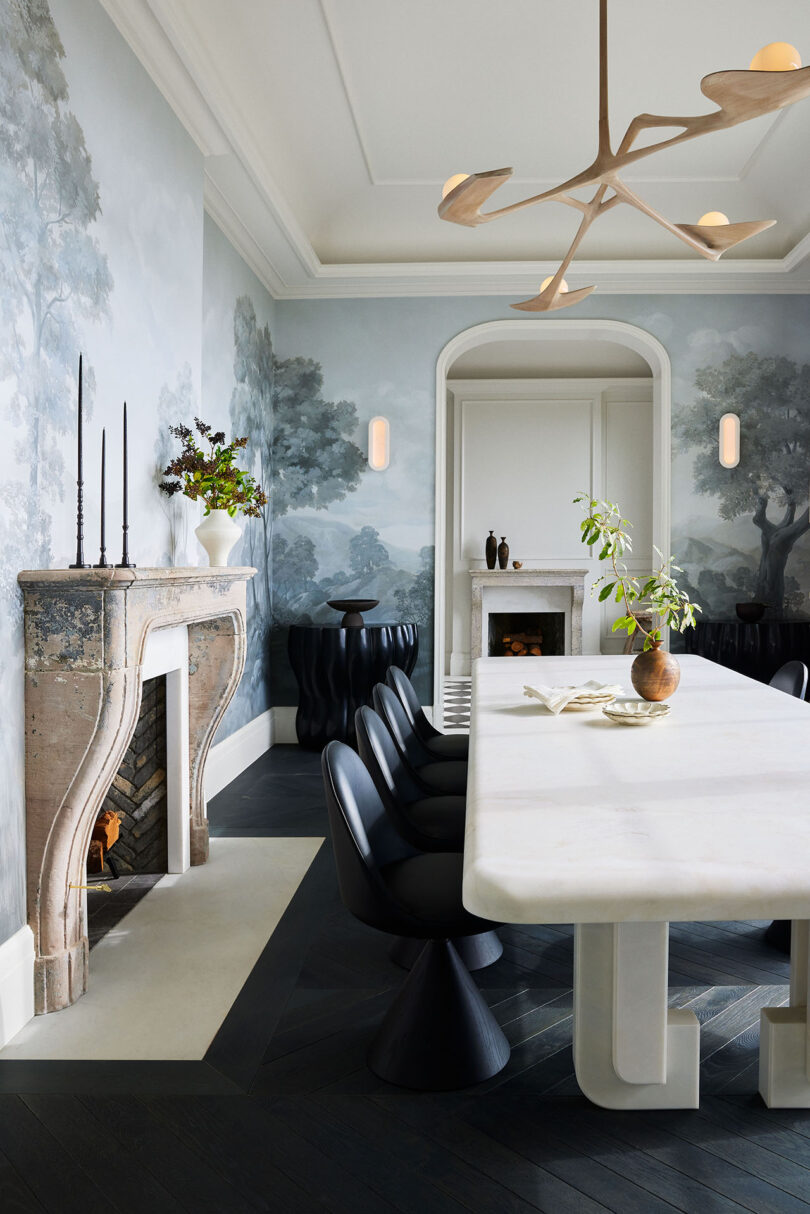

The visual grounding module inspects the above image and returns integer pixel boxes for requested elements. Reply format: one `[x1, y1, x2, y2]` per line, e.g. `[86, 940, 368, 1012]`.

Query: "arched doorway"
[433, 318, 672, 711]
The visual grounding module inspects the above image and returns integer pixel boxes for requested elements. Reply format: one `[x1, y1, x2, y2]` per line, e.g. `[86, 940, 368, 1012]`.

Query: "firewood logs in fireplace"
[501, 631, 543, 657]
[87, 809, 121, 874]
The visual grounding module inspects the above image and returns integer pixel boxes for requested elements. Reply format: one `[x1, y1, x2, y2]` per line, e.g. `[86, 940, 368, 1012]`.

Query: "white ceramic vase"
[195, 508, 241, 566]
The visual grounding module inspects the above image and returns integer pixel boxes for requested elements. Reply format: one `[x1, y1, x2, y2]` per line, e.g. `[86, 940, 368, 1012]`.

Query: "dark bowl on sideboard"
[735, 602, 766, 623]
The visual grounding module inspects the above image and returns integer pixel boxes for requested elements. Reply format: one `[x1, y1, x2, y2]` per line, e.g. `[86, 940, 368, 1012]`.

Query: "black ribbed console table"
[683, 619, 810, 689]
[287, 623, 418, 749]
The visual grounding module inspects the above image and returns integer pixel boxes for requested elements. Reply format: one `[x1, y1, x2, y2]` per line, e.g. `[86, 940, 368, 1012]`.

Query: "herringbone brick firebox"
[99, 676, 168, 874]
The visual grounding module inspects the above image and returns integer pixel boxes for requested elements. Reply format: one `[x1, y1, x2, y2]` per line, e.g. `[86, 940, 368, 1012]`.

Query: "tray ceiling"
[101, 0, 810, 297]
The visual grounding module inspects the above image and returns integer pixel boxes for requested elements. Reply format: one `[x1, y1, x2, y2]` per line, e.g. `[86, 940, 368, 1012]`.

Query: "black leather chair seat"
[406, 795, 465, 846]
[416, 760, 467, 796]
[425, 734, 470, 760]
[382, 852, 491, 937]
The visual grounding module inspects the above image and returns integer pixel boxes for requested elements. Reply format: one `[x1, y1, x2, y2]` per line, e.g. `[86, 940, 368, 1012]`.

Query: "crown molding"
[203, 175, 287, 299]
[101, 0, 810, 303]
[269, 255, 810, 299]
[97, 0, 229, 157]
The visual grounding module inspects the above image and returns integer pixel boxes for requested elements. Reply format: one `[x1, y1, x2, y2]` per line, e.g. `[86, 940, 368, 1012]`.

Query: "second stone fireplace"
[470, 569, 587, 662]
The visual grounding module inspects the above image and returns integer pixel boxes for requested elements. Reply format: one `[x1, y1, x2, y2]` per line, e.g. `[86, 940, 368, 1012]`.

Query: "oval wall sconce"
[368, 416, 390, 471]
[719, 412, 740, 468]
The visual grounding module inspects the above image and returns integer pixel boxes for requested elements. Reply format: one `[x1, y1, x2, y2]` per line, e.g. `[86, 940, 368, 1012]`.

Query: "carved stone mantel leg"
[19, 568, 253, 1014]
[188, 614, 247, 865]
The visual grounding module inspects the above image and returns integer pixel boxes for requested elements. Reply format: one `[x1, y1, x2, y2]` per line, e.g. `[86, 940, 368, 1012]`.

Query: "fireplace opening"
[488, 611, 565, 657]
[93, 674, 169, 878]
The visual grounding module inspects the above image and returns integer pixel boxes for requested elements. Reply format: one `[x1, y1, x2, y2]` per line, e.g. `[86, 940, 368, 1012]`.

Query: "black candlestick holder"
[116, 401, 136, 569]
[94, 427, 109, 568]
[69, 353, 90, 569]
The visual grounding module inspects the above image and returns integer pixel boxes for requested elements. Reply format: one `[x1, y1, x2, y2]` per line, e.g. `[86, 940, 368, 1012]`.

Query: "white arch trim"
[432, 318, 672, 711]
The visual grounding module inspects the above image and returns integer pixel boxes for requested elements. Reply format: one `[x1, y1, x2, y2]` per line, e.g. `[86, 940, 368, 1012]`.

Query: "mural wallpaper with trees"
[0, 0, 206, 946]
[675, 351, 810, 621]
[203, 217, 436, 724]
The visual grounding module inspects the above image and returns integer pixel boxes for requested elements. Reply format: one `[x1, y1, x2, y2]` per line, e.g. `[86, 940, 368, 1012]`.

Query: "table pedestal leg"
[574, 923, 700, 1109]
[760, 920, 810, 1107]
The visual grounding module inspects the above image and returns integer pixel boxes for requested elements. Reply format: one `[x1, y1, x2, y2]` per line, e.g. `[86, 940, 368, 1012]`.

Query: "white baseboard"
[205, 706, 301, 799]
[0, 925, 34, 1046]
[206, 709, 273, 799]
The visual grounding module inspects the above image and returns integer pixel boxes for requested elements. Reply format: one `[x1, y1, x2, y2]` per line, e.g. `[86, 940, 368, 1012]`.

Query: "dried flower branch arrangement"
[160, 418, 267, 518]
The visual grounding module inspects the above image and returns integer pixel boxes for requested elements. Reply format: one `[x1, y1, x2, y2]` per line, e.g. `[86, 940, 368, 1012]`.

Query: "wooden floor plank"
[582, 1107, 810, 1213]
[266, 1093, 474, 1214]
[22, 1095, 186, 1214]
[0, 1143, 48, 1214]
[0, 1095, 109, 1214]
[378, 1093, 613, 1214]
[466, 1098, 711, 1214]
[76, 1095, 264, 1214]
[145, 1094, 373, 1214]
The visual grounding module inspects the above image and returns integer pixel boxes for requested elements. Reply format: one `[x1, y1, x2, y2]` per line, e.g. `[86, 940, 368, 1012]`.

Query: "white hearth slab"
[0, 837, 321, 1060]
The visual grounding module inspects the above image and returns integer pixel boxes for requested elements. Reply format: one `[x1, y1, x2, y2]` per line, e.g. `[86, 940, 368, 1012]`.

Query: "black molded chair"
[385, 665, 469, 761]
[372, 683, 468, 796]
[769, 661, 808, 700]
[321, 740, 509, 1089]
[355, 705, 502, 971]
[765, 661, 809, 954]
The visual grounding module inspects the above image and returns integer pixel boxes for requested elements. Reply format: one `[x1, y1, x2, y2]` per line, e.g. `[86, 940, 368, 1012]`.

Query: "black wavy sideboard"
[683, 619, 810, 690]
[287, 623, 419, 749]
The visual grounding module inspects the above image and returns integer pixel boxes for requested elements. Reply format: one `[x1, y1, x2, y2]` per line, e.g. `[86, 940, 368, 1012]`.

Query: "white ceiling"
[102, 0, 810, 297]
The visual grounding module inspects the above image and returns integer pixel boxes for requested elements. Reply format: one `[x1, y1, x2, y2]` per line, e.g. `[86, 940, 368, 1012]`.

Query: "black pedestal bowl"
[735, 602, 766, 623]
[327, 598, 380, 627]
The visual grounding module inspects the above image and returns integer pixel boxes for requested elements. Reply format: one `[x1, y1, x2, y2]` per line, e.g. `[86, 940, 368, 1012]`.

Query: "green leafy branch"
[574, 494, 701, 651]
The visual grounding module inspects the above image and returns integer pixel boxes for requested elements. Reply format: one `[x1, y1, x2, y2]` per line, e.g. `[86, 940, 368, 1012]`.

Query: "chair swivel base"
[368, 938, 510, 1090]
[390, 930, 502, 972]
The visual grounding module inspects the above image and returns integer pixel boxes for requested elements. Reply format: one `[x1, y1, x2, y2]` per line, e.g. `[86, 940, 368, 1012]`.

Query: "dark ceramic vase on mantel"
[630, 641, 680, 701]
[485, 530, 497, 570]
[497, 537, 509, 570]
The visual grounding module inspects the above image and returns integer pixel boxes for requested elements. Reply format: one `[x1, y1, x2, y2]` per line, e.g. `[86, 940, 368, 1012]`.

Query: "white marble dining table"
[462, 653, 810, 1109]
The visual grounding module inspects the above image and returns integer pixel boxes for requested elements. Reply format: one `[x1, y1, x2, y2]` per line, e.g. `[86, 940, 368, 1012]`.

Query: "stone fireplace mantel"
[18, 566, 255, 1014]
[470, 568, 587, 661]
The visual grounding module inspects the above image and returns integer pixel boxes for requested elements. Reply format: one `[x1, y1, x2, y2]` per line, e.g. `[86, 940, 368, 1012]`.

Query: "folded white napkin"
[523, 680, 624, 715]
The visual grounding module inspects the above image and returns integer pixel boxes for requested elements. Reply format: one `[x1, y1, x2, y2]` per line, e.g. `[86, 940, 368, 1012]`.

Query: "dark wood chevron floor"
[1, 744, 809, 1212]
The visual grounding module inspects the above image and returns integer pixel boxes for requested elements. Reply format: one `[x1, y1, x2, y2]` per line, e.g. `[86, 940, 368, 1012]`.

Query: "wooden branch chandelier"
[438, 0, 810, 312]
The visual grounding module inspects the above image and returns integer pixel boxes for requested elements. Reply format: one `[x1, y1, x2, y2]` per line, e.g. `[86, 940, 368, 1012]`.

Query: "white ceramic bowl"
[602, 701, 670, 725]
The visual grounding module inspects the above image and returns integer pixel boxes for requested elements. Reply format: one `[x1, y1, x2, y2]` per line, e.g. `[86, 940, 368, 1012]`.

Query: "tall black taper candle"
[94, 428, 109, 568]
[116, 401, 136, 568]
[69, 353, 89, 568]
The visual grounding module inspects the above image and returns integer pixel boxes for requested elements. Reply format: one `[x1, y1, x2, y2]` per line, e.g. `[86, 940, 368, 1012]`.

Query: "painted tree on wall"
[271, 354, 366, 520]
[229, 296, 366, 714]
[677, 352, 810, 610]
[349, 525, 390, 577]
[0, 0, 112, 564]
[394, 545, 435, 626]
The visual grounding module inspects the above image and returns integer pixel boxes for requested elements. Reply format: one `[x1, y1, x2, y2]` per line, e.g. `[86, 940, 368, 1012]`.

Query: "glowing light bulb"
[749, 42, 801, 71]
[540, 276, 569, 293]
[368, 417, 390, 471]
[719, 413, 740, 469]
[698, 211, 730, 226]
[442, 174, 469, 199]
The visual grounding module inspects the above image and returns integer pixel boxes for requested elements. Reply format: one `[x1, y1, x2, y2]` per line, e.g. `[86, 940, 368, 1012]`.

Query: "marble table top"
[463, 653, 810, 925]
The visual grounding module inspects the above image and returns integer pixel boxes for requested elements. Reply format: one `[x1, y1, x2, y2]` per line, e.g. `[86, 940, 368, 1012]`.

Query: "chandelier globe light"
[438, 1, 810, 313]
[698, 212, 730, 226]
[749, 43, 802, 72]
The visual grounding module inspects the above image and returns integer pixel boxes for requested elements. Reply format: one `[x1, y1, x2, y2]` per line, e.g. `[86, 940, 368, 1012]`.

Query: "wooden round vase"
[630, 641, 680, 702]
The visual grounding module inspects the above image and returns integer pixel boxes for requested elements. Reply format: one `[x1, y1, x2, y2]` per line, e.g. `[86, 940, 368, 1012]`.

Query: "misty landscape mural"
[673, 350, 810, 623]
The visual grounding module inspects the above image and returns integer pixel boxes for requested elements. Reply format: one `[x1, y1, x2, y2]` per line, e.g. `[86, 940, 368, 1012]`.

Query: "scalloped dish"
[602, 701, 671, 726]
